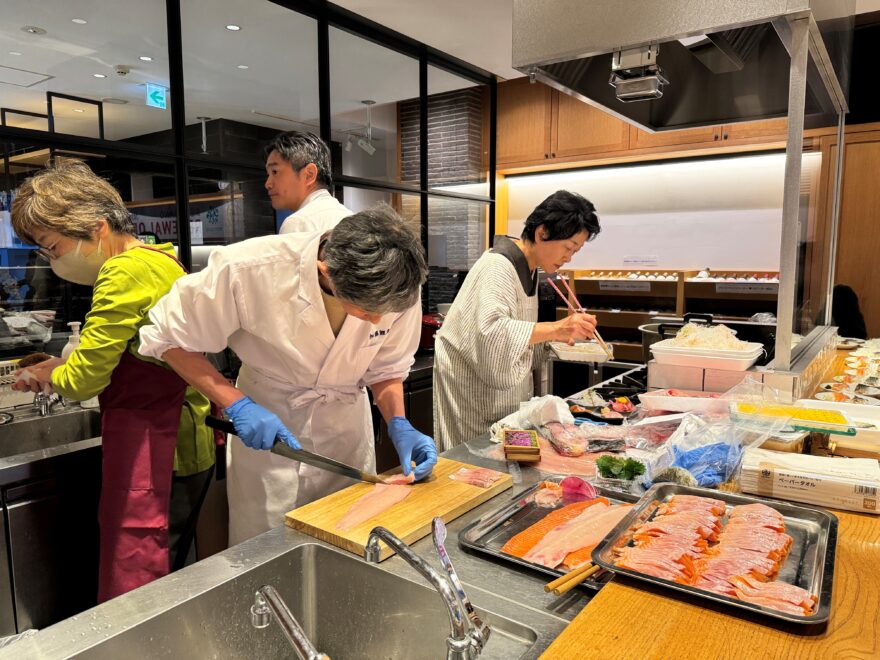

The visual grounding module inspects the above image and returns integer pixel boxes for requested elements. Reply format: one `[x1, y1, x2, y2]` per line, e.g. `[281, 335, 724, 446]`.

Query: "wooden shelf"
[609, 341, 644, 362]
[573, 279, 679, 298]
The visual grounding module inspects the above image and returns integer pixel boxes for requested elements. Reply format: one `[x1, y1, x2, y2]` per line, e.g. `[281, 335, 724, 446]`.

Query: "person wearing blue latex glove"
[226, 396, 301, 451]
[388, 416, 438, 481]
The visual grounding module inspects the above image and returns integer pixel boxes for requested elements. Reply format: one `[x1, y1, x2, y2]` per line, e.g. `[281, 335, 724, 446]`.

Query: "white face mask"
[50, 239, 107, 286]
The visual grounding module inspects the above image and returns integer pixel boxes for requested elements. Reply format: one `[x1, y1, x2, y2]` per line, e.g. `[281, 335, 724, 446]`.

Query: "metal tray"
[459, 477, 639, 590]
[591, 483, 838, 624]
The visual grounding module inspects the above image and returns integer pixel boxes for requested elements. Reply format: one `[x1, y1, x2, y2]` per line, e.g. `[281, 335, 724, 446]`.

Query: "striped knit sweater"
[433, 250, 539, 451]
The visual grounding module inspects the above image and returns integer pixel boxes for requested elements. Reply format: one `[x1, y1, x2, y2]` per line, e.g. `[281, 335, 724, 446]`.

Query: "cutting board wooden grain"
[285, 458, 512, 560]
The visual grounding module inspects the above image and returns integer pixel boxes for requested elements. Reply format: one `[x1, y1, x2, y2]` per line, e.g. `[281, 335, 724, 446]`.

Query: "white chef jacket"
[278, 188, 352, 234]
[139, 231, 422, 544]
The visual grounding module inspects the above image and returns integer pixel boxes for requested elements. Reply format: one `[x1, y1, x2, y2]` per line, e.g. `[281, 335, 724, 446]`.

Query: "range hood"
[512, 0, 854, 132]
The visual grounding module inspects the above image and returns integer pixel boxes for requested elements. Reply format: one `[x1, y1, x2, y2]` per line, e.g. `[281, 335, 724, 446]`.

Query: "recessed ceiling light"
[139, 55, 153, 62]
[237, 64, 249, 69]
[93, 73, 106, 78]
[21, 25, 47, 35]
[71, 18, 88, 25]
[9, 51, 22, 56]
[225, 24, 241, 31]
[101, 97, 128, 105]
[73, 108, 85, 113]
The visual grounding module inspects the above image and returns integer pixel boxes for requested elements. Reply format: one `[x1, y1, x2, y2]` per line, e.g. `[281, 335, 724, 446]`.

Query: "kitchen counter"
[1, 436, 586, 659]
[541, 505, 880, 659]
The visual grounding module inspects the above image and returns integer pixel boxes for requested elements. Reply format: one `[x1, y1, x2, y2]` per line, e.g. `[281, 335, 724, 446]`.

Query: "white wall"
[506, 153, 822, 271]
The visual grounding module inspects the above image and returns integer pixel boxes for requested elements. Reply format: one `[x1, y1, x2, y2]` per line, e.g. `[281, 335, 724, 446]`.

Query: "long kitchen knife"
[206, 415, 383, 484]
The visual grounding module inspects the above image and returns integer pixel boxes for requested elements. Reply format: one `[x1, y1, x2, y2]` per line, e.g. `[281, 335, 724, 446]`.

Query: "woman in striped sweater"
[433, 190, 601, 450]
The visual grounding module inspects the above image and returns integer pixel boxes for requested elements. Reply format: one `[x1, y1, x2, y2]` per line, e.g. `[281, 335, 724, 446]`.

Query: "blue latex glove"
[226, 396, 300, 451]
[672, 442, 742, 487]
[388, 416, 438, 481]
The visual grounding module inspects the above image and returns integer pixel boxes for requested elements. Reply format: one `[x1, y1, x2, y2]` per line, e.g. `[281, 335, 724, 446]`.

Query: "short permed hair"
[264, 130, 333, 189]
[521, 190, 600, 243]
[324, 204, 427, 314]
[11, 160, 134, 245]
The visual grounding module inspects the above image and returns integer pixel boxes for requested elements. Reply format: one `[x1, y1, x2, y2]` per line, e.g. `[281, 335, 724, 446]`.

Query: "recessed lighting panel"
[21, 26, 47, 35]
[9, 51, 22, 56]
[237, 64, 248, 69]
[93, 73, 106, 78]
[225, 24, 241, 31]
[73, 108, 84, 113]
[71, 18, 88, 25]
[139, 56, 153, 62]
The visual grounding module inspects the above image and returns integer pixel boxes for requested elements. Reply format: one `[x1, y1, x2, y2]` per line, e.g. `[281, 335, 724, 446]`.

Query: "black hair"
[264, 131, 333, 189]
[832, 284, 868, 339]
[521, 190, 600, 243]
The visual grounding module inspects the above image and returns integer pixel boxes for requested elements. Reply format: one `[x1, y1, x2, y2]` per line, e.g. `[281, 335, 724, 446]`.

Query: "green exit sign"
[145, 83, 167, 110]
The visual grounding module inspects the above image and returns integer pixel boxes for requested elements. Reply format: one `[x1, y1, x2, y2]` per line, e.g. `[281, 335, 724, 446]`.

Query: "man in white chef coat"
[139, 205, 437, 545]
[264, 130, 352, 234]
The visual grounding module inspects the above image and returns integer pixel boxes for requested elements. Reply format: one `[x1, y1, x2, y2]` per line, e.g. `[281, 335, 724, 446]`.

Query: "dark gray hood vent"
[512, 0, 854, 132]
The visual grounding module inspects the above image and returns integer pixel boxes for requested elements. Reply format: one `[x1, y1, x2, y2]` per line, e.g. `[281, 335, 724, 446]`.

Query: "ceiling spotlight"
[71, 18, 88, 25]
[73, 108, 84, 113]
[357, 99, 377, 156]
[21, 26, 47, 35]
[237, 64, 249, 69]
[9, 51, 22, 56]
[357, 138, 376, 156]
[344, 136, 352, 152]
[93, 73, 106, 78]
[225, 24, 241, 31]
[139, 55, 153, 62]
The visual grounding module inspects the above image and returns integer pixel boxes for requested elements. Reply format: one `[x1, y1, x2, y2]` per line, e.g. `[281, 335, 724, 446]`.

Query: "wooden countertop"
[541, 507, 880, 659]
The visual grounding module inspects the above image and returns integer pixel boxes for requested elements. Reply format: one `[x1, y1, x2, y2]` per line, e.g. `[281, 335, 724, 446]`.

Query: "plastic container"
[62, 322, 100, 409]
[549, 341, 610, 363]
[639, 389, 727, 414]
[650, 339, 763, 370]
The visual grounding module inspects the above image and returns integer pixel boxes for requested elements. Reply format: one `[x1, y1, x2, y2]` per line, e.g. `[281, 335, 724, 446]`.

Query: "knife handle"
[206, 415, 301, 461]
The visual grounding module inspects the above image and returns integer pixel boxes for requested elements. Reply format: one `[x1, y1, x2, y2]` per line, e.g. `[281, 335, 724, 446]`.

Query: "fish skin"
[500, 498, 610, 558]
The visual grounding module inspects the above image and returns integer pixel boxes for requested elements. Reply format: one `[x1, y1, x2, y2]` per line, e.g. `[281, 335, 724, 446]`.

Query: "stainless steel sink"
[0, 407, 101, 460]
[18, 543, 537, 660]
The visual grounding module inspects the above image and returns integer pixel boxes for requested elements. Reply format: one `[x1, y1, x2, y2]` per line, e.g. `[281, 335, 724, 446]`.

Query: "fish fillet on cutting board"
[285, 457, 512, 561]
[335, 484, 412, 532]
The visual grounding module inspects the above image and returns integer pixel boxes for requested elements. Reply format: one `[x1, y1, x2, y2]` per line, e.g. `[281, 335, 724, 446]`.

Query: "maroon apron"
[96, 247, 188, 602]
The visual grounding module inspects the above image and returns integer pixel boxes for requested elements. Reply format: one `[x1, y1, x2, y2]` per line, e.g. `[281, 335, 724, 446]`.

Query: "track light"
[357, 138, 376, 156]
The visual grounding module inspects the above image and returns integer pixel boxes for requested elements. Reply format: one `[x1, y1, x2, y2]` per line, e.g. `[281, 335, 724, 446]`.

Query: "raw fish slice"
[656, 495, 727, 518]
[500, 498, 610, 558]
[730, 574, 817, 614]
[533, 482, 563, 508]
[524, 504, 633, 569]
[383, 473, 416, 485]
[335, 483, 411, 532]
[542, 422, 588, 457]
[449, 467, 504, 488]
[534, 438, 606, 476]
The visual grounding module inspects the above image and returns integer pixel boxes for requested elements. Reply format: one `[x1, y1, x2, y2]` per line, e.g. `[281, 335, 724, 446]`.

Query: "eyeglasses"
[35, 241, 60, 260]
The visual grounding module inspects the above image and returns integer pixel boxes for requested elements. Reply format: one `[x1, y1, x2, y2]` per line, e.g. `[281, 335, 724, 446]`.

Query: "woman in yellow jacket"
[11, 161, 214, 601]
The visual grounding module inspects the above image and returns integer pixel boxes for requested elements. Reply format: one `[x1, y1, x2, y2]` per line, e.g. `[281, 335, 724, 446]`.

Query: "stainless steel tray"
[591, 483, 838, 624]
[458, 477, 639, 590]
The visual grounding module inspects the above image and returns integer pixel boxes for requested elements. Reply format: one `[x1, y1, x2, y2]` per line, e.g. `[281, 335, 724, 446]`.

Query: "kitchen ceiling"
[0, 0, 477, 141]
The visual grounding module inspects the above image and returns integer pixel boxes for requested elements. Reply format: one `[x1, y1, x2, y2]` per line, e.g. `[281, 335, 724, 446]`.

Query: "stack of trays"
[650, 339, 764, 371]
[502, 429, 540, 462]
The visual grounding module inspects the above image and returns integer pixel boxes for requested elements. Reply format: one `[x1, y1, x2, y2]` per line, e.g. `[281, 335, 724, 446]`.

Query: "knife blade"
[206, 415, 384, 484]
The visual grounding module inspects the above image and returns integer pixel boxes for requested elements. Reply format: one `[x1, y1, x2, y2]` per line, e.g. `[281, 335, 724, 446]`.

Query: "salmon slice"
[500, 497, 610, 558]
[560, 504, 634, 570]
[335, 484, 411, 532]
[524, 504, 633, 569]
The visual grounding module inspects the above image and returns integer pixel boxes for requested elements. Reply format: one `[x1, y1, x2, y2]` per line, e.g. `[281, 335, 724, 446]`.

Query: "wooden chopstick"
[544, 562, 596, 592]
[549, 564, 603, 596]
[549, 275, 614, 359]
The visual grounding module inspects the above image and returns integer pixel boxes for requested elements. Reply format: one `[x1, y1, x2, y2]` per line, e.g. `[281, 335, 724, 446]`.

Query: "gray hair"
[11, 160, 135, 244]
[324, 204, 427, 314]
[264, 131, 333, 189]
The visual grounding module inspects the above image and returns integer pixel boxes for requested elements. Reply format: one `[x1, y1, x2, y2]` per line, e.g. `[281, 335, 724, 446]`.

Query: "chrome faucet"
[366, 519, 490, 660]
[33, 392, 64, 417]
[250, 585, 330, 660]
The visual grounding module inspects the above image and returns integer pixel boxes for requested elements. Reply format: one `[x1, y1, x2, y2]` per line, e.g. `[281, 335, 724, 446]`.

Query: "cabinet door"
[0, 511, 14, 635]
[629, 124, 722, 149]
[496, 78, 553, 166]
[722, 118, 788, 143]
[553, 92, 630, 158]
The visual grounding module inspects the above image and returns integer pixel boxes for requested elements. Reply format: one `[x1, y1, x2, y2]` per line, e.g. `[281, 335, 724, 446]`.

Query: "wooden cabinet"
[834, 134, 880, 336]
[722, 118, 788, 143]
[496, 77, 553, 166]
[552, 92, 630, 158]
[629, 125, 722, 149]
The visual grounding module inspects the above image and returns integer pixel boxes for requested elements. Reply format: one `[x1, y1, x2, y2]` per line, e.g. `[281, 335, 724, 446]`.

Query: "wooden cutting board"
[285, 457, 512, 560]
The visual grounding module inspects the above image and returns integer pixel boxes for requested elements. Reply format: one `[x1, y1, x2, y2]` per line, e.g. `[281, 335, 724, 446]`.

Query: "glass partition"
[330, 27, 419, 185]
[1, 1, 173, 145]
